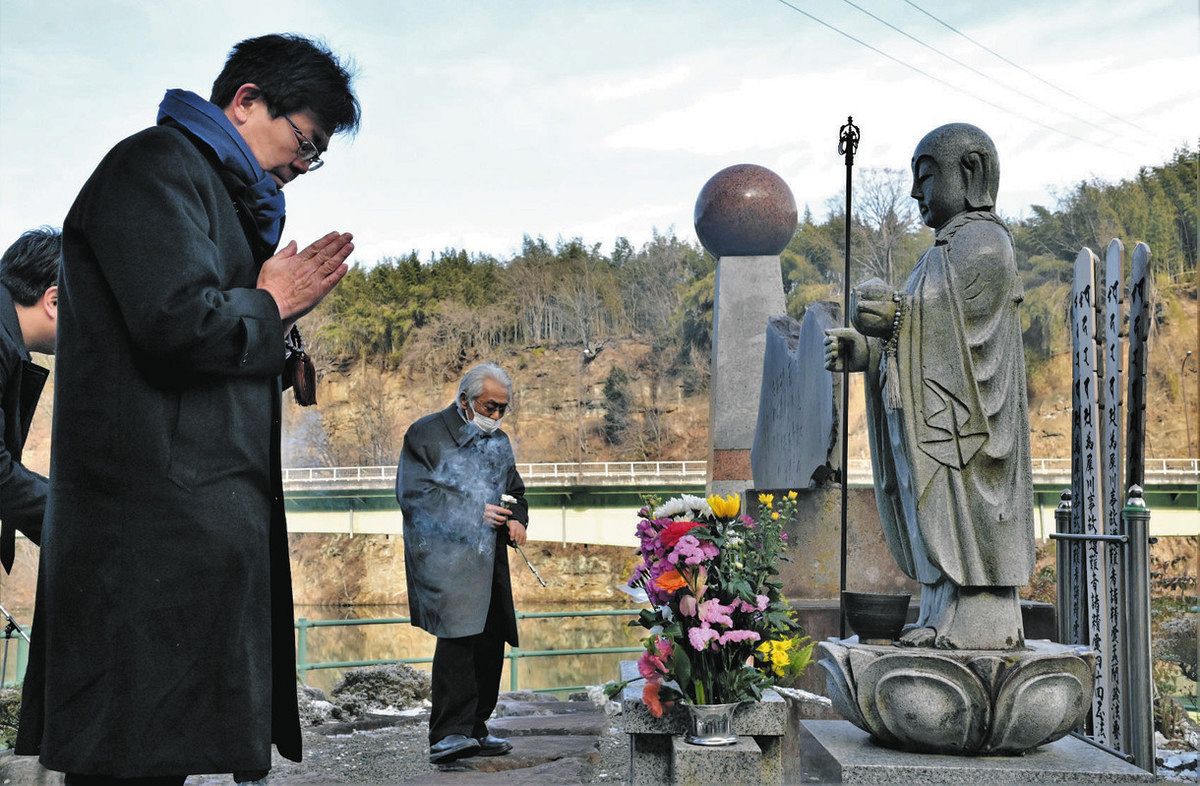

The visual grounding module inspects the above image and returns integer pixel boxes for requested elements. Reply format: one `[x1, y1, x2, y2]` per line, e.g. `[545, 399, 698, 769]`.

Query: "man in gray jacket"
[397, 363, 529, 764]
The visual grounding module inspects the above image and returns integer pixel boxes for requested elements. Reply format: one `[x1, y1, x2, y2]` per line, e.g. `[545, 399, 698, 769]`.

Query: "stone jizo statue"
[824, 122, 1035, 650]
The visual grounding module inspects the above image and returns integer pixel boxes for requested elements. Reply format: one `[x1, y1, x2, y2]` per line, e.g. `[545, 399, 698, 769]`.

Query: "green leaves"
[670, 644, 692, 689]
[631, 608, 661, 630]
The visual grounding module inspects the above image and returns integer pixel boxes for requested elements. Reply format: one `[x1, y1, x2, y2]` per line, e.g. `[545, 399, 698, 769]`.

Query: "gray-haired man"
[396, 362, 529, 764]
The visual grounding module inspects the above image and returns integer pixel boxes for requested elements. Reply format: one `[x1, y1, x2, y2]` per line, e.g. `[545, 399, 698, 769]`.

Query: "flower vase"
[683, 701, 740, 746]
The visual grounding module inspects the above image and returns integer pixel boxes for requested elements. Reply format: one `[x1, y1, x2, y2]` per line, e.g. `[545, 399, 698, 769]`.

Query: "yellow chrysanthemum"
[786, 490, 798, 500]
[706, 494, 741, 519]
[771, 511, 780, 520]
[757, 493, 774, 508]
[756, 639, 795, 677]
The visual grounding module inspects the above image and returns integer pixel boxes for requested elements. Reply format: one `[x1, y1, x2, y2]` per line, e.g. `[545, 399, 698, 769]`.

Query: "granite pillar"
[694, 163, 797, 498]
[708, 255, 786, 496]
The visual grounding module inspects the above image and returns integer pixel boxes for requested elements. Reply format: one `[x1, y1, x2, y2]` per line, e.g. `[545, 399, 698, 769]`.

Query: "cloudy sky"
[1, 0, 1196, 264]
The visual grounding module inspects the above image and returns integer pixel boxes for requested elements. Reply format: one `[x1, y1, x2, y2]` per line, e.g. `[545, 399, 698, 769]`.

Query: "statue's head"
[910, 123, 999, 231]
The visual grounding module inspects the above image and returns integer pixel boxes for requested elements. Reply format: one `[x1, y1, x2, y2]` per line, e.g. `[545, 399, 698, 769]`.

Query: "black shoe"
[475, 733, 513, 756]
[429, 734, 481, 764]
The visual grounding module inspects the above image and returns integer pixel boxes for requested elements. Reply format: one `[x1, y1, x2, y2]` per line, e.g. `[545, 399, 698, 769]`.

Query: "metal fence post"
[1054, 489, 1073, 645]
[16, 635, 28, 686]
[1121, 486, 1155, 775]
[296, 618, 309, 684]
[509, 647, 520, 692]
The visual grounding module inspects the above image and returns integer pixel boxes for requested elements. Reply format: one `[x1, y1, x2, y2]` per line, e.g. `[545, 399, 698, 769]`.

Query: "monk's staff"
[836, 117, 860, 640]
[502, 494, 547, 588]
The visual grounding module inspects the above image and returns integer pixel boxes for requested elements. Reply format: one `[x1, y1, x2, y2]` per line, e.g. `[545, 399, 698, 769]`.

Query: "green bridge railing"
[295, 608, 643, 695]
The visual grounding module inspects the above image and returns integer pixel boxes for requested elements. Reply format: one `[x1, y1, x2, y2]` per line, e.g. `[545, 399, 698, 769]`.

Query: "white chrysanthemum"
[679, 494, 713, 518]
[725, 535, 744, 549]
[653, 497, 686, 519]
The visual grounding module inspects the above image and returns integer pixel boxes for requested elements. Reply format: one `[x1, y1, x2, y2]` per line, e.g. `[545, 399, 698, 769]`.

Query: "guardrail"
[282, 458, 1199, 490]
[295, 609, 643, 695]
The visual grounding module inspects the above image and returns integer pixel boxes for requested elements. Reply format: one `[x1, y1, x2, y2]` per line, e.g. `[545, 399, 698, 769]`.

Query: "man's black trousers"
[428, 593, 508, 743]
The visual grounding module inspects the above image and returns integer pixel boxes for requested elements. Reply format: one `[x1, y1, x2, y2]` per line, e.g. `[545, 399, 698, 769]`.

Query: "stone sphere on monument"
[694, 164, 798, 258]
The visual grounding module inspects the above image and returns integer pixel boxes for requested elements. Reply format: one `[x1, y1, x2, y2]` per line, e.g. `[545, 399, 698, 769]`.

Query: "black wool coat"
[0, 284, 48, 566]
[396, 405, 528, 645]
[15, 124, 300, 777]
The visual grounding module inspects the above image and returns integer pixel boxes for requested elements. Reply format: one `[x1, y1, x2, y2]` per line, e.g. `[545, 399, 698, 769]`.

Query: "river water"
[296, 602, 646, 696]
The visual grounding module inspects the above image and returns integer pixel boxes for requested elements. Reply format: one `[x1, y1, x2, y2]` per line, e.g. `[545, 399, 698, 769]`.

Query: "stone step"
[488, 711, 611, 737]
[425, 756, 593, 784]
[672, 736, 777, 785]
[492, 699, 600, 717]
[430, 734, 600, 779]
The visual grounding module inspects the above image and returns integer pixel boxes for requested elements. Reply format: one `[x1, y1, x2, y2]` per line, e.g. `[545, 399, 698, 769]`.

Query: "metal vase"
[683, 701, 741, 746]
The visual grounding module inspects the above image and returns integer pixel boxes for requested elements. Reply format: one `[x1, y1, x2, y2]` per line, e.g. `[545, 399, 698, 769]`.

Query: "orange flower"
[654, 569, 688, 593]
[643, 681, 672, 718]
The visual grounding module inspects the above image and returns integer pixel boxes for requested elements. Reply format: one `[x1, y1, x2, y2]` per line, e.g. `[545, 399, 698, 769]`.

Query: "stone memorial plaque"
[1125, 243, 1151, 490]
[1101, 238, 1125, 745]
[1073, 247, 1113, 746]
[751, 303, 840, 489]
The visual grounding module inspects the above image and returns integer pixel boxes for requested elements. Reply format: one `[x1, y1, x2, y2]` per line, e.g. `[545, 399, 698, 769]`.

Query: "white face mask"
[462, 396, 503, 434]
[472, 411, 502, 434]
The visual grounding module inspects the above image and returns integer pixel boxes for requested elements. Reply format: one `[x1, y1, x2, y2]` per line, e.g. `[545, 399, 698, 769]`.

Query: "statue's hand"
[854, 278, 891, 301]
[824, 327, 869, 372]
[852, 297, 899, 338]
[849, 279, 899, 338]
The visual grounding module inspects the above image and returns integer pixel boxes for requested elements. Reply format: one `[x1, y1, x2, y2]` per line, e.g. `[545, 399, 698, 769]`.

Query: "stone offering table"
[798, 720, 1156, 783]
[618, 660, 786, 784]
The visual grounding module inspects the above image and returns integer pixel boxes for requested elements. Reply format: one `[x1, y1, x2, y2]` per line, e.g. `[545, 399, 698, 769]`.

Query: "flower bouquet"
[608, 492, 814, 720]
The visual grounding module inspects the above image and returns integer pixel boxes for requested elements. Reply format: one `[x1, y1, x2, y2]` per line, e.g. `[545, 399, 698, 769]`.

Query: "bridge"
[281, 459, 1198, 545]
[282, 458, 1199, 492]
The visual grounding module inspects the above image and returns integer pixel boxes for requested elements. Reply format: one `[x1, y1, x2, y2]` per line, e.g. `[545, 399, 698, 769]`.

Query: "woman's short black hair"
[0, 226, 62, 306]
[210, 33, 360, 136]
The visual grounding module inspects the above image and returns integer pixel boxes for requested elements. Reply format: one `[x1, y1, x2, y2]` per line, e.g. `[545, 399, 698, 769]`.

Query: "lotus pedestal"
[818, 638, 1096, 755]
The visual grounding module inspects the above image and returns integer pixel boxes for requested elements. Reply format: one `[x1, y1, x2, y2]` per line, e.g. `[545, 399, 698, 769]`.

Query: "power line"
[837, 0, 1133, 144]
[900, 0, 1149, 135]
[771, 0, 1137, 156]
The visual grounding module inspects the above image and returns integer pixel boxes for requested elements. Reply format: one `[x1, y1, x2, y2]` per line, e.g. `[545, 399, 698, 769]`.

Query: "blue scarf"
[157, 89, 285, 248]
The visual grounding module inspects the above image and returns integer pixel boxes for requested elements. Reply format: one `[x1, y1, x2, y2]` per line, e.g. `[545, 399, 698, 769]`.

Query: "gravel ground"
[1, 683, 629, 785]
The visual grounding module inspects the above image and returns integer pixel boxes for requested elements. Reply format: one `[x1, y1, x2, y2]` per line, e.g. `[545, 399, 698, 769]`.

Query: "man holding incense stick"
[396, 362, 529, 765]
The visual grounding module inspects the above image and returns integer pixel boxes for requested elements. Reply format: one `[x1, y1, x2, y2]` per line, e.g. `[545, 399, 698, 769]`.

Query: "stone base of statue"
[797, 720, 1156, 783]
[818, 638, 1096, 755]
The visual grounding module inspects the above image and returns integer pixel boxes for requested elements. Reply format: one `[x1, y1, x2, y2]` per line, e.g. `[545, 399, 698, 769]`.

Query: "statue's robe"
[863, 211, 1035, 591]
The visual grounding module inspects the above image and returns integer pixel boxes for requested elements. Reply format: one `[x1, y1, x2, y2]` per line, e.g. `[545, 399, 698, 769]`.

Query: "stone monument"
[816, 123, 1095, 756]
[751, 304, 841, 490]
[695, 164, 796, 497]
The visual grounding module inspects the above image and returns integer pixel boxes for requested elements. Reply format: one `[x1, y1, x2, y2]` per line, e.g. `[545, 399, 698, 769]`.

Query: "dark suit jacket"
[0, 284, 47, 568]
[397, 405, 529, 645]
[16, 124, 300, 776]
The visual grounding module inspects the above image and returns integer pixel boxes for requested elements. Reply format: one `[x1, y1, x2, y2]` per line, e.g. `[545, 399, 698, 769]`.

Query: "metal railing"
[295, 608, 643, 695]
[1031, 456, 1198, 480]
[0, 604, 30, 689]
[282, 458, 1198, 491]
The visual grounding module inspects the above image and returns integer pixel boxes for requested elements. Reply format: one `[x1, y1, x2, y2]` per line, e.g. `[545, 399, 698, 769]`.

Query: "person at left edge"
[15, 34, 359, 784]
[0, 227, 61, 573]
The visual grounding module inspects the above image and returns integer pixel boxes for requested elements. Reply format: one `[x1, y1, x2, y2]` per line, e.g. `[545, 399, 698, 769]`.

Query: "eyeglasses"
[284, 115, 325, 170]
[474, 399, 509, 417]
